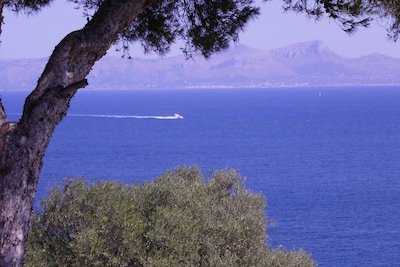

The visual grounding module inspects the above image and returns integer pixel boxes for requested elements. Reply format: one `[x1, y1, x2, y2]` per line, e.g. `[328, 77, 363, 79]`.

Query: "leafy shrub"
[25, 166, 316, 266]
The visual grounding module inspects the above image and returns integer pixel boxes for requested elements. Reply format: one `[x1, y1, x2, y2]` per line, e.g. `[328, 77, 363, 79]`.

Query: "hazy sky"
[1, 0, 399, 59]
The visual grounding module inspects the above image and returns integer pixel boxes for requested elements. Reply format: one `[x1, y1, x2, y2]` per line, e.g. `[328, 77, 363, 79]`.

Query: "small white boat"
[173, 113, 184, 119]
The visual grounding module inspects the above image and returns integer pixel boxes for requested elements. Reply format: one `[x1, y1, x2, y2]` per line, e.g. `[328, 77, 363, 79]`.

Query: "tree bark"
[0, 0, 148, 265]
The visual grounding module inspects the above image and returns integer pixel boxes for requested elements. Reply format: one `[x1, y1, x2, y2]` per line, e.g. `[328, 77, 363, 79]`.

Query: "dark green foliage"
[382, 0, 400, 41]
[4, 0, 53, 13]
[282, 0, 372, 32]
[281, 0, 400, 41]
[25, 166, 316, 266]
[121, 1, 182, 56]
[121, 0, 261, 58]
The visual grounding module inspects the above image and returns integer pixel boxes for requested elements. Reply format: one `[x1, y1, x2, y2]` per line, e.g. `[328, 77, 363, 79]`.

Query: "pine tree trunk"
[0, 85, 84, 266]
[0, 0, 147, 265]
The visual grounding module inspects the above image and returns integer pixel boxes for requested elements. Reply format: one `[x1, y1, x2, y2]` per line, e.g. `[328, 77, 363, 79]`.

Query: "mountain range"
[1, 40, 400, 90]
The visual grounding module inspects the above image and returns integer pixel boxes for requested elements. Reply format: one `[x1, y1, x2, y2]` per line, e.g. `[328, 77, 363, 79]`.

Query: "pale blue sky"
[1, 0, 399, 59]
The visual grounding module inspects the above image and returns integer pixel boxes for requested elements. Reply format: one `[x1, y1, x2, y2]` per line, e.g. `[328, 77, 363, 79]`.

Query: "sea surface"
[3, 87, 400, 266]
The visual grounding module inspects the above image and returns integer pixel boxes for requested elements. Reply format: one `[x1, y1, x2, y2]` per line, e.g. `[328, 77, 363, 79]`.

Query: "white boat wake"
[68, 113, 184, 120]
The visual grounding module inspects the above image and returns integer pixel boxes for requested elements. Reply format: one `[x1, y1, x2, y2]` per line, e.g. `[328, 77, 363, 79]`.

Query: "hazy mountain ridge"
[2, 40, 400, 90]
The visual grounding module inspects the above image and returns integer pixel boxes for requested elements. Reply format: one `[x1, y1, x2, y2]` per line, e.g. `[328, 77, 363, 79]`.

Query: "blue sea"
[3, 87, 400, 266]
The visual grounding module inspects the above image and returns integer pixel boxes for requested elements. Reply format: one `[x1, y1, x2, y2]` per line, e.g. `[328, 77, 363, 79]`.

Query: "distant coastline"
[2, 40, 400, 91]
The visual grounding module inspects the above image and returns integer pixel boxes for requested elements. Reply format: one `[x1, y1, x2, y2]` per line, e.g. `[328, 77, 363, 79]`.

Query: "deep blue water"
[3, 87, 400, 266]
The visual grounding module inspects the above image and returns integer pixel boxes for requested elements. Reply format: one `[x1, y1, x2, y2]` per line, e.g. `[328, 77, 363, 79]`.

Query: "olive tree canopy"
[24, 167, 317, 266]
